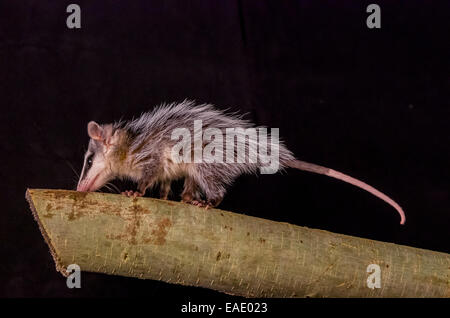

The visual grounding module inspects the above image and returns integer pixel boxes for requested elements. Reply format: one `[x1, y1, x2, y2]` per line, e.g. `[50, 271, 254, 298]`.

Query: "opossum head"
[77, 121, 118, 192]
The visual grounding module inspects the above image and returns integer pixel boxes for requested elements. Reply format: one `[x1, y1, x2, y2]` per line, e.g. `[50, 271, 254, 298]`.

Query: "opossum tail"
[286, 159, 406, 225]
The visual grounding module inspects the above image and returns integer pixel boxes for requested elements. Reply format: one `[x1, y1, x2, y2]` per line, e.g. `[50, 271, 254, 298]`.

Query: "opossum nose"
[77, 174, 100, 192]
[77, 180, 90, 192]
[77, 182, 87, 192]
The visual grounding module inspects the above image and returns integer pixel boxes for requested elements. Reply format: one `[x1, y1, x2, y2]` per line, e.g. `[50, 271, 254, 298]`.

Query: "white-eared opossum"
[76, 100, 405, 224]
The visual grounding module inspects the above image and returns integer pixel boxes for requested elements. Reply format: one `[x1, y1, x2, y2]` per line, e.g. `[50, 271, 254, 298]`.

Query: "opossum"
[76, 100, 405, 224]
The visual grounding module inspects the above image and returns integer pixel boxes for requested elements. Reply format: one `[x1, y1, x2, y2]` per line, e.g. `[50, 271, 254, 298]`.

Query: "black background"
[0, 0, 449, 300]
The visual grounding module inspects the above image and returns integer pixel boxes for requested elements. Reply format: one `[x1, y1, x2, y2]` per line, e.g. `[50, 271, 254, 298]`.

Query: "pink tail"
[287, 160, 406, 225]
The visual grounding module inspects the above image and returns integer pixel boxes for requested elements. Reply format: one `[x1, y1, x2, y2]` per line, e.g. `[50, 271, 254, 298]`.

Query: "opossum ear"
[87, 121, 104, 141]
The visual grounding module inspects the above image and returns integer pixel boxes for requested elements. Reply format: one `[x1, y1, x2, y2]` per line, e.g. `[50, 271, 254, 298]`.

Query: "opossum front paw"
[121, 190, 143, 198]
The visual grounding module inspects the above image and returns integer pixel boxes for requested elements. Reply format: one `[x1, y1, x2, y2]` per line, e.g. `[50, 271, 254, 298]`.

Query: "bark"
[26, 189, 449, 297]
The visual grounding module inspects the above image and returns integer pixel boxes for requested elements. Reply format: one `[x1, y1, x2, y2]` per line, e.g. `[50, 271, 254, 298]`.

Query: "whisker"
[103, 184, 113, 193]
[106, 182, 121, 194]
[65, 160, 80, 179]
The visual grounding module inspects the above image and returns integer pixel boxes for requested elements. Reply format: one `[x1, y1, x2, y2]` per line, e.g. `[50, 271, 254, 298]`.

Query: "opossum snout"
[77, 175, 99, 192]
[77, 170, 107, 192]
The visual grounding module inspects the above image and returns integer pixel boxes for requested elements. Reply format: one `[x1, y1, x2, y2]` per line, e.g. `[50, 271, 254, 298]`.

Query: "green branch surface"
[26, 189, 449, 297]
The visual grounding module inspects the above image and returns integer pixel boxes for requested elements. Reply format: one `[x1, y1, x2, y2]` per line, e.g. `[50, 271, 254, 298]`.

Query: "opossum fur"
[76, 100, 405, 224]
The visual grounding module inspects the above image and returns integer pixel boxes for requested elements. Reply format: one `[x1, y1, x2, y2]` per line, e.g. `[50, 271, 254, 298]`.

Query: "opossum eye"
[86, 154, 94, 170]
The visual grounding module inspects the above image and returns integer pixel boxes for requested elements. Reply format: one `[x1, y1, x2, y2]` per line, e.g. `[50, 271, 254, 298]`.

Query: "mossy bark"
[26, 189, 449, 297]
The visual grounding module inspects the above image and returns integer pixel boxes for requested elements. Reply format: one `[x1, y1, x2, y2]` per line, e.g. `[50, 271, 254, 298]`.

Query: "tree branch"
[26, 189, 449, 297]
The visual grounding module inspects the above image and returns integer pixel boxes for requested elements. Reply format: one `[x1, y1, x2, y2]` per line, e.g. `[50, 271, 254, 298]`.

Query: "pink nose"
[77, 174, 100, 192]
[77, 181, 89, 192]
